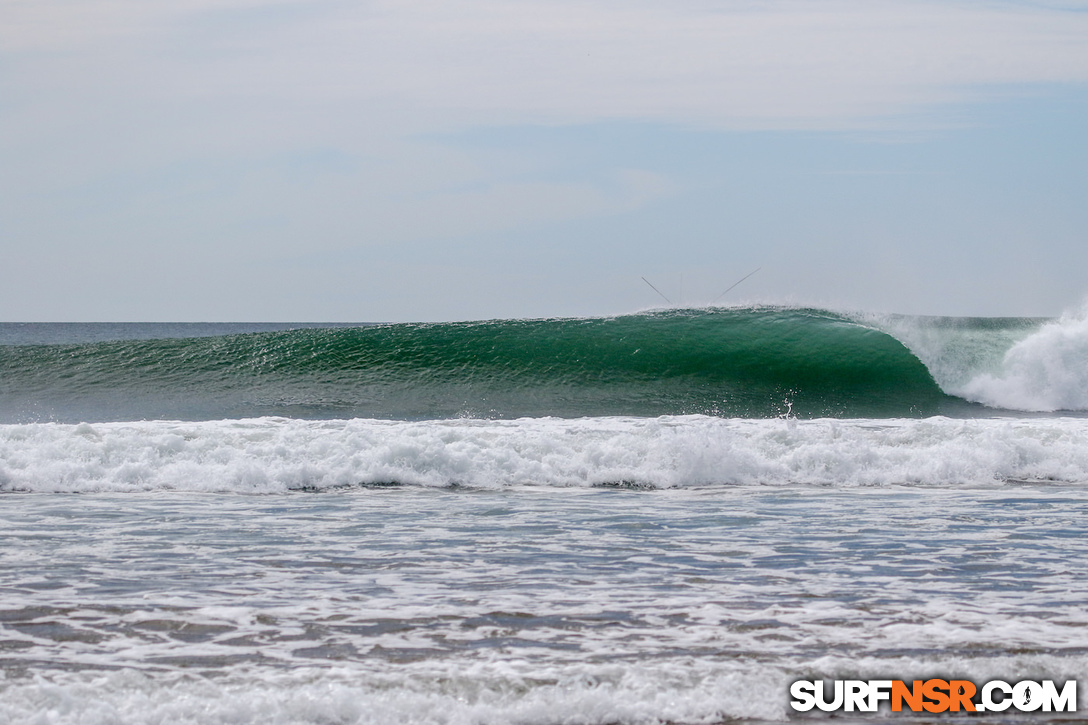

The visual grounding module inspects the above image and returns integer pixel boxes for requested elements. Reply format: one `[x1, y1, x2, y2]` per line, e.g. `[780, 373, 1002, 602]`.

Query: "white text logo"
[790, 679, 1076, 713]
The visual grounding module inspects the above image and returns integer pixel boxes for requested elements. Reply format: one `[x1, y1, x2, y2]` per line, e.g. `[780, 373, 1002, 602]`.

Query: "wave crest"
[0, 308, 950, 421]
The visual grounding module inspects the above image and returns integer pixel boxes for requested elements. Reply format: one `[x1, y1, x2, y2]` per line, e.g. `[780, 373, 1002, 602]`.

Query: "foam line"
[3, 415, 1087, 493]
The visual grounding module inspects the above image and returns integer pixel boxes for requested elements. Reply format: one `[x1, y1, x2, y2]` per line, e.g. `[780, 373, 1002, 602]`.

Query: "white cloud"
[5, 0, 1088, 128]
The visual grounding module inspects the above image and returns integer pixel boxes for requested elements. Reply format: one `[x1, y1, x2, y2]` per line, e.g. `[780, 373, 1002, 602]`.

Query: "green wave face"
[0, 308, 959, 422]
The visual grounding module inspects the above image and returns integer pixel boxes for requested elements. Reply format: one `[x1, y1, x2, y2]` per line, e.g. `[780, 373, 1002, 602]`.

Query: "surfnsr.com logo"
[790, 679, 1077, 713]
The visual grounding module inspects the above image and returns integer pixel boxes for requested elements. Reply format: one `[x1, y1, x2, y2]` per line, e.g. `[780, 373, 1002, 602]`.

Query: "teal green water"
[0, 308, 1010, 422]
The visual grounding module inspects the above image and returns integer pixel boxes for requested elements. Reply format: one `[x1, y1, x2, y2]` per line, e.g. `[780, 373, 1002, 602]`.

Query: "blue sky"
[2, 0, 1087, 321]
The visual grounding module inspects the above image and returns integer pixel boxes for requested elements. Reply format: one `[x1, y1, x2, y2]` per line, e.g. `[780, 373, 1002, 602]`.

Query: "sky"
[2, 0, 1087, 322]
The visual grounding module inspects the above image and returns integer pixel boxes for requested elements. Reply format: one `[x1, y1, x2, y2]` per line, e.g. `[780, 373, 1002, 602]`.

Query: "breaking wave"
[3, 415, 1088, 493]
[1, 306, 1085, 422]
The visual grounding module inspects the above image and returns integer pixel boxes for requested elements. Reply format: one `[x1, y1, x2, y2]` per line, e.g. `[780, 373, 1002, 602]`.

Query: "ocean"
[2, 306, 1087, 724]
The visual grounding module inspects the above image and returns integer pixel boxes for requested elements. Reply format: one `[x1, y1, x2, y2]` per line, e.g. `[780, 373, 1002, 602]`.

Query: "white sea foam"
[3, 459, 1087, 723]
[2, 414, 1088, 493]
[870, 306, 1088, 412]
[0, 662, 794, 725]
[958, 308, 1088, 412]
[1, 655, 1085, 725]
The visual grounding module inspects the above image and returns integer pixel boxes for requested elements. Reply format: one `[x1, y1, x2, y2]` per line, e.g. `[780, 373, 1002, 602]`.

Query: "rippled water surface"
[3, 484, 1087, 723]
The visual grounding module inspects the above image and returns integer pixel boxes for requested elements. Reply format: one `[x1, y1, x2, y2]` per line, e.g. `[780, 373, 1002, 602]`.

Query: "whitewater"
[2, 307, 1087, 724]
[4, 415, 1088, 493]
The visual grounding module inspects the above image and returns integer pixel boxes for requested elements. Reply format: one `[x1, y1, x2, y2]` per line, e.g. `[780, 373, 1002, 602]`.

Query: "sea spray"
[863, 312, 1044, 392]
[958, 306, 1088, 411]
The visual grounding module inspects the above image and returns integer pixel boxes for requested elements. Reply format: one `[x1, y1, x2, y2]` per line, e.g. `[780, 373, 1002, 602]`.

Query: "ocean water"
[2, 306, 1088, 724]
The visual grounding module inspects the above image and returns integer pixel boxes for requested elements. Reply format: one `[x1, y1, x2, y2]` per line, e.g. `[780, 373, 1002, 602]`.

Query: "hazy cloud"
[2, 0, 1087, 319]
[6, 0, 1088, 128]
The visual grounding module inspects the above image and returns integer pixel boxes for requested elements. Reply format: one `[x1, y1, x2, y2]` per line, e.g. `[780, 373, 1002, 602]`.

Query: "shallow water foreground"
[2, 484, 1087, 724]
